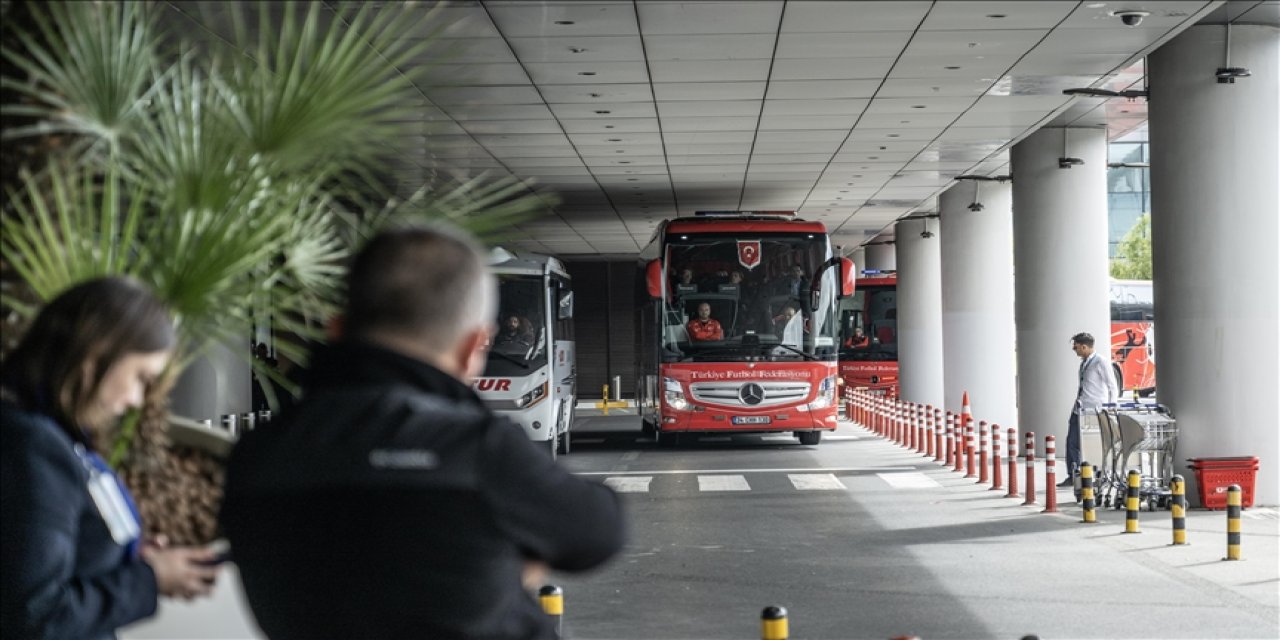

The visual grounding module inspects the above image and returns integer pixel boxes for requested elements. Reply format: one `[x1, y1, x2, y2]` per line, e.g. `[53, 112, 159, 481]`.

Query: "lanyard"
[75, 444, 142, 555]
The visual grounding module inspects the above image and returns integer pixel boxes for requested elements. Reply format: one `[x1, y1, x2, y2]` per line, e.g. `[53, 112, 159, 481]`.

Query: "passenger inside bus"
[845, 326, 870, 349]
[686, 302, 724, 341]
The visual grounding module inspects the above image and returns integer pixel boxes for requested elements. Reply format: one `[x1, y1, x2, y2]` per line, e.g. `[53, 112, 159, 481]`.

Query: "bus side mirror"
[840, 257, 856, 297]
[646, 259, 664, 299]
[558, 291, 574, 320]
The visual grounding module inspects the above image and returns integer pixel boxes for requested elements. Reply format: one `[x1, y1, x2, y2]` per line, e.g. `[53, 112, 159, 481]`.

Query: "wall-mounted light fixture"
[1217, 22, 1252, 83]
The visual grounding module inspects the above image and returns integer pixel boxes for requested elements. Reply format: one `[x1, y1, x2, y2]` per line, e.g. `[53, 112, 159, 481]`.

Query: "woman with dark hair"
[1, 277, 220, 639]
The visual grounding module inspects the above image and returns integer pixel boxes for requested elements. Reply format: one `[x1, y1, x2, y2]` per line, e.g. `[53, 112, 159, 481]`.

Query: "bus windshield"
[485, 274, 547, 376]
[839, 284, 897, 361]
[661, 233, 838, 362]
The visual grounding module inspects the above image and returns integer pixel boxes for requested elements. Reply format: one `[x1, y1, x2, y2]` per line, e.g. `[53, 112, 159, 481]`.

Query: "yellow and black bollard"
[1170, 475, 1187, 545]
[539, 585, 564, 637]
[1079, 462, 1097, 524]
[761, 605, 788, 640]
[1124, 469, 1141, 534]
[1224, 484, 1242, 561]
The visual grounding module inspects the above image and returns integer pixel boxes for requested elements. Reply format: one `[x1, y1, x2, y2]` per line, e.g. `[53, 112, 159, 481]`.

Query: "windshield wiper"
[487, 349, 531, 369]
[768, 343, 819, 361]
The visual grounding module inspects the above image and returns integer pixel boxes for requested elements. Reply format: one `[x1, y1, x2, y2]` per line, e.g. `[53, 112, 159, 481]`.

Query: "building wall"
[565, 261, 637, 401]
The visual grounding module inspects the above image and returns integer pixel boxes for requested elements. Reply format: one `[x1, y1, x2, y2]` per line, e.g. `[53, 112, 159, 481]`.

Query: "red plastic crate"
[1188, 457, 1259, 509]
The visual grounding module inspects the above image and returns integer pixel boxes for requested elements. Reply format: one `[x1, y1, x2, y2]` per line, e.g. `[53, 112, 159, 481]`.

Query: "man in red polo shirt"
[687, 302, 723, 341]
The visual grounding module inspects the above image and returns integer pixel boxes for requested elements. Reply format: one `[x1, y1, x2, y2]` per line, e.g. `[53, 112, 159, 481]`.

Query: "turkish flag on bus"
[738, 240, 761, 270]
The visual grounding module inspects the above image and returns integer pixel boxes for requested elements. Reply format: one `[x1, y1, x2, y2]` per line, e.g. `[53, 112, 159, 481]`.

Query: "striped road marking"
[604, 477, 652, 493]
[698, 475, 751, 491]
[788, 474, 847, 490]
[877, 472, 942, 489]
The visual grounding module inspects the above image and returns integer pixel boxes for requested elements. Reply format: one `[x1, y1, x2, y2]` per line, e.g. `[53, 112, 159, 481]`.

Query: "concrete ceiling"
[171, 1, 1280, 256]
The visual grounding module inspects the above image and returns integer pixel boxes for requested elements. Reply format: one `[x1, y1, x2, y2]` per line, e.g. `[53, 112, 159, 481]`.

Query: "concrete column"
[895, 219, 944, 407]
[940, 181, 1017, 425]
[169, 342, 253, 423]
[1149, 24, 1279, 504]
[1011, 127, 1111, 450]
[865, 242, 896, 272]
[849, 246, 867, 274]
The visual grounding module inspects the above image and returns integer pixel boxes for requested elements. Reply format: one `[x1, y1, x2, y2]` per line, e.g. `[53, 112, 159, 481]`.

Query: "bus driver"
[687, 303, 724, 341]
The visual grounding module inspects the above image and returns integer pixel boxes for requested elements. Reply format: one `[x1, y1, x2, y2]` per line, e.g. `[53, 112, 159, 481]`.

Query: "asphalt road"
[552, 414, 1279, 640]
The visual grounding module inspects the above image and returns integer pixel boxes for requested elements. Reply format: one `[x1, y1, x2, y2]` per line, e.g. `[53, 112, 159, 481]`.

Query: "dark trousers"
[1065, 412, 1082, 477]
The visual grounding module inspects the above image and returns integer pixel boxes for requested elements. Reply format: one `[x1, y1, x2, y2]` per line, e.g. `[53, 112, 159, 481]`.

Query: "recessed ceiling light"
[589, 93, 602, 98]
[628, 178, 639, 182]
[944, 66, 962, 70]
[604, 125, 615, 129]
[555, 20, 575, 25]
[594, 110, 611, 114]
[985, 14, 1007, 19]
[607, 138, 622, 142]
[578, 71, 596, 76]
[868, 156, 879, 160]
[618, 160, 631, 164]
[887, 134, 900, 138]
[615, 149, 625, 153]
[911, 105, 927, 109]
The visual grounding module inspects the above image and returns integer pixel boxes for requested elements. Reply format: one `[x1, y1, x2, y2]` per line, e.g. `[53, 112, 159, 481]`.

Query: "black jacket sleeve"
[478, 419, 626, 572]
[0, 414, 158, 639]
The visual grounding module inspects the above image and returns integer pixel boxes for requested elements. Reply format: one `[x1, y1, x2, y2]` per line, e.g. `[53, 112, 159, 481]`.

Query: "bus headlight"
[663, 377, 689, 411]
[806, 376, 837, 410]
[515, 382, 548, 409]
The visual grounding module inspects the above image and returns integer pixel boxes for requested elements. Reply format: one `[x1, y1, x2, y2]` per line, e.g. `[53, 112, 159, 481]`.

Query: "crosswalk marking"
[788, 474, 847, 490]
[877, 472, 941, 489]
[604, 476, 652, 493]
[698, 475, 751, 491]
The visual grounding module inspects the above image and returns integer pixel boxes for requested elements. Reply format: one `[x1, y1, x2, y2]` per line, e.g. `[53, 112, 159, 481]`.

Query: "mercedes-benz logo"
[739, 383, 765, 406]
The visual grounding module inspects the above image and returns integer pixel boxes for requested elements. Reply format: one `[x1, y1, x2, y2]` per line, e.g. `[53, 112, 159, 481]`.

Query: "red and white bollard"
[990, 423, 1003, 491]
[948, 412, 960, 471]
[964, 417, 977, 479]
[1042, 435, 1059, 513]
[925, 405, 935, 459]
[977, 421, 989, 484]
[916, 404, 926, 454]
[1022, 431, 1037, 506]
[1005, 427, 1020, 499]
[934, 407, 944, 463]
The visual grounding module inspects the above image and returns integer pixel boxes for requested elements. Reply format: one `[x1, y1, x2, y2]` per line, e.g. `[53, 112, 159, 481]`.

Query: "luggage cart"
[1098, 403, 1177, 511]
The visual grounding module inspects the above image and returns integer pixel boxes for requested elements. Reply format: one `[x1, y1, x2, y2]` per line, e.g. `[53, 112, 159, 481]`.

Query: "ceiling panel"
[781, 1, 931, 32]
[167, 0, 1209, 256]
[637, 2, 784, 35]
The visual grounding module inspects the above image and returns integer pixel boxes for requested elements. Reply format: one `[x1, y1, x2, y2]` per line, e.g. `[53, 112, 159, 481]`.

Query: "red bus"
[635, 211, 855, 446]
[1110, 279, 1155, 396]
[837, 272, 899, 397]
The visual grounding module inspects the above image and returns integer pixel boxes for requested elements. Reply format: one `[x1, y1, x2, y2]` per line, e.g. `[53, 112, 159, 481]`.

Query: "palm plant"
[2, 1, 551, 542]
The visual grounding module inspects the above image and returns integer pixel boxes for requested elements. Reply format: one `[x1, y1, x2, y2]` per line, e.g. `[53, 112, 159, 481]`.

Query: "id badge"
[78, 448, 141, 546]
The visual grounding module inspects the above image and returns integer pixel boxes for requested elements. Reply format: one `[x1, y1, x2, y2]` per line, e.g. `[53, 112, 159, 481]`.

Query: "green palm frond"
[0, 163, 147, 303]
[3, 0, 550, 421]
[377, 175, 559, 245]
[0, 1, 159, 151]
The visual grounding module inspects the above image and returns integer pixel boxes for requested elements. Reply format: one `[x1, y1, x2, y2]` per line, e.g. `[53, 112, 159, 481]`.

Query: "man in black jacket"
[220, 226, 626, 639]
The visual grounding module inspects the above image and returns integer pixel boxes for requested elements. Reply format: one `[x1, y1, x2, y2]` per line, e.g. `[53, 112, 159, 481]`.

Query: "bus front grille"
[689, 381, 811, 408]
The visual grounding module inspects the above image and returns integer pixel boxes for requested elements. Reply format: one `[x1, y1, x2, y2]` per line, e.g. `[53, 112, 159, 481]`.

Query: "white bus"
[474, 249, 576, 458]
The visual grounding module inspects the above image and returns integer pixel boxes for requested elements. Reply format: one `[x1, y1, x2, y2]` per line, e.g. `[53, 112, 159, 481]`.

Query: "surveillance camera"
[967, 202, 984, 212]
[1112, 10, 1150, 27]
[920, 230, 935, 239]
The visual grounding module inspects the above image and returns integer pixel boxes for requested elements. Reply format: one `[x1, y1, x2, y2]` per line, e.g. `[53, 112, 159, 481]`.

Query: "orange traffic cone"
[960, 391, 973, 455]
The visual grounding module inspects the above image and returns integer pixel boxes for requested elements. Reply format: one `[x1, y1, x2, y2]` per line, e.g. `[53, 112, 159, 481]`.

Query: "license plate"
[732, 416, 771, 425]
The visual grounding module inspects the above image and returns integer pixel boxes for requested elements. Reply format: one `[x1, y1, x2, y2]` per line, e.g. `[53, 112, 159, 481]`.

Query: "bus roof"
[488, 248, 569, 279]
[663, 217, 829, 236]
